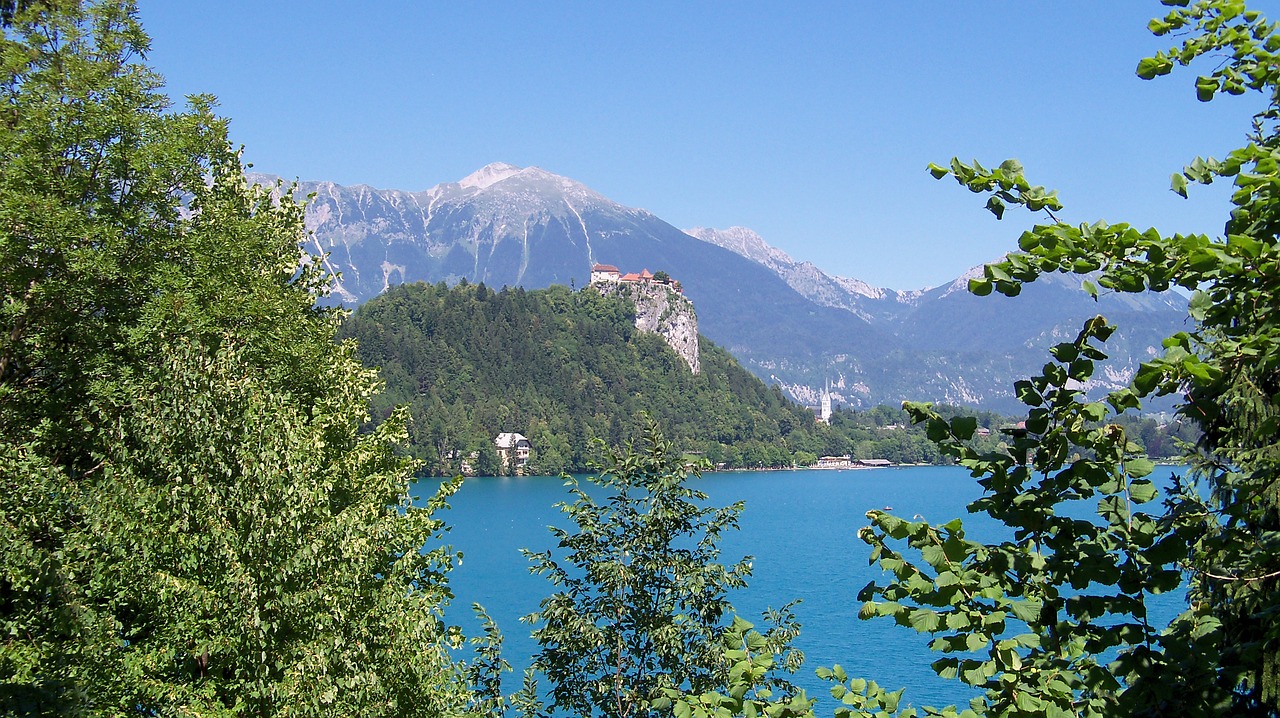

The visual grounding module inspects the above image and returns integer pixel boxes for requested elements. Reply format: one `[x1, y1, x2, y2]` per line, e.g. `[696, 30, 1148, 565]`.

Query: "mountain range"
[260, 163, 1189, 413]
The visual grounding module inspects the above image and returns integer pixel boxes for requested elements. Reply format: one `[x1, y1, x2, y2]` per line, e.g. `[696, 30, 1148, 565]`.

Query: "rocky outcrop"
[595, 282, 700, 374]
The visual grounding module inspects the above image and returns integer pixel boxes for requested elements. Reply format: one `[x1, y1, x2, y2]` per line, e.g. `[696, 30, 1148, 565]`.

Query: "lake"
[415, 464, 1189, 712]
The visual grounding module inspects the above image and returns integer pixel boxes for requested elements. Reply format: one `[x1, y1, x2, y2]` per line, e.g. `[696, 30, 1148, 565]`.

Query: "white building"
[815, 380, 832, 424]
[494, 432, 532, 471]
[590, 263, 621, 284]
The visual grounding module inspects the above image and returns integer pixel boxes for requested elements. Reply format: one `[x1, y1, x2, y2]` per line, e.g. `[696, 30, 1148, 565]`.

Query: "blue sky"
[137, 2, 1271, 290]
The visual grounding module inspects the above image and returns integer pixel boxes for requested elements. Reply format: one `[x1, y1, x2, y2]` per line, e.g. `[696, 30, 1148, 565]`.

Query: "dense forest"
[340, 281, 1192, 475]
[341, 280, 837, 473]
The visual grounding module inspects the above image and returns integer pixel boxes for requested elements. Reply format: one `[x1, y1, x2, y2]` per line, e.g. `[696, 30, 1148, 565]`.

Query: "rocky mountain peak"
[685, 226, 797, 269]
[458, 162, 523, 190]
[454, 163, 603, 204]
[934, 263, 989, 299]
[685, 225, 917, 314]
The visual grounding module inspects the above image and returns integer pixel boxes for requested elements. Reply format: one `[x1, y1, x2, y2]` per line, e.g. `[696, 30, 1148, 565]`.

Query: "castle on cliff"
[589, 264, 683, 293]
[587, 263, 699, 375]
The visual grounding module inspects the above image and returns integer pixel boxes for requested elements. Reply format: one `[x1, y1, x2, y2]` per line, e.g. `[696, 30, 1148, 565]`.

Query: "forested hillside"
[343, 281, 814, 473]
[342, 282, 1025, 473]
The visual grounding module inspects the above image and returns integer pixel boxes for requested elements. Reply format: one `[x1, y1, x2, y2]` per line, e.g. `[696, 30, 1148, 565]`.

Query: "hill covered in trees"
[341, 281, 1029, 474]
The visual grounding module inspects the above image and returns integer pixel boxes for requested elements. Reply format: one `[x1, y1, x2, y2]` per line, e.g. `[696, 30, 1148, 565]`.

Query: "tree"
[837, 1, 1280, 715]
[0, 2, 477, 713]
[520, 423, 807, 718]
[794, 450, 819, 468]
[476, 440, 503, 477]
[850, 322, 1204, 717]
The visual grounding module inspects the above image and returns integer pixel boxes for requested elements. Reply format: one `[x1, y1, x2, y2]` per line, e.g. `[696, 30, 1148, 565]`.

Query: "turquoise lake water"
[414, 464, 1189, 712]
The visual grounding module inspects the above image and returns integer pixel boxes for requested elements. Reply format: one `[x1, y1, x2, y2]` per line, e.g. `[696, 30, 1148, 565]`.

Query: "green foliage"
[663, 616, 816, 718]
[825, 405, 1019, 466]
[468, 605, 513, 716]
[817, 665, 930, 718]
[345, 282, 1039, 475]
[1105, 412, 1198, 459]
[859, 320, 1212, 716]
[342, 281, 867, 474]
[0, 2, 478, 713]
[521, 423, 804, 718]
[849, 1, 1280, 714]
[475, 440, 504, 478]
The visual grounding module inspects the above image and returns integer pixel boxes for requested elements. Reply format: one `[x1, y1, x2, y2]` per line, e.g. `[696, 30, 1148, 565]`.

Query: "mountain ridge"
[255, 163, 1189, 412]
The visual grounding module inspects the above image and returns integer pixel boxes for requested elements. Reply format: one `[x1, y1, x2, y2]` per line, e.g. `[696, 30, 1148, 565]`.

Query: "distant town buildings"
[814, 455, 892, 469]
[589, 264, 683, 293]
[857, 458, 892, 468]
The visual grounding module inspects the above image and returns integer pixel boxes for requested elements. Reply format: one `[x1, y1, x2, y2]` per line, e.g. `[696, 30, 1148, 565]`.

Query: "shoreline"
[705, 463, 910, 474]
[434, 461, 1192, 480]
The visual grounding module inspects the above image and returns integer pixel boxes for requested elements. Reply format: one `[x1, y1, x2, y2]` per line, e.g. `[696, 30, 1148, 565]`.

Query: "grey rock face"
[595, 282, 700, 374]
[259, 163, 644, 302]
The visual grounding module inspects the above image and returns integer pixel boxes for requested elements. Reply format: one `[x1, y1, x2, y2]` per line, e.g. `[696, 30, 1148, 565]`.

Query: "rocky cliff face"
[594, 282, 700, 374]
